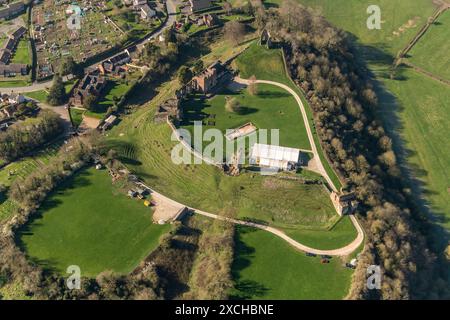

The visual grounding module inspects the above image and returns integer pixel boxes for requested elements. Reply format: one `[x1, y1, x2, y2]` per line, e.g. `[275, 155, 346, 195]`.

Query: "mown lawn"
[285, 215, 357, 250]
[25, 90, 48, 103]
[0, 79, 30, 87]
[408, 10, 450, 80]
[108, 114, 340, 231]
[18, 167, 170, 277]
[85, 79, 133, 119]
[230, 225, 352, 300]
[235, 42, 342, 189]
[69, 108, 84, 128]
[180, 83, 311, 152]
[11, 38, 31, 65]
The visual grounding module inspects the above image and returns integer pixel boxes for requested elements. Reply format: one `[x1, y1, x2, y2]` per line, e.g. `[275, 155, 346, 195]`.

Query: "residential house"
[0, 1, 25, 20]
[8, 92, 25, 104]
[101, 51, 131, 73]
[0, 63, 28, 77]
[140, 4, 156, 20]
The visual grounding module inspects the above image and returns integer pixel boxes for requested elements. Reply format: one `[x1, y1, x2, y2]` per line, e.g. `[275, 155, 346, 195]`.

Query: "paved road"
[1, 0, 179, 92]
[137, 182, 364, 256]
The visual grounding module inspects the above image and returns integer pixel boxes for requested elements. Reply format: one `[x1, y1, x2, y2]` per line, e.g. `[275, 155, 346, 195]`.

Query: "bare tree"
[223, 1, 232, 16]
[224, 21, 245, 45]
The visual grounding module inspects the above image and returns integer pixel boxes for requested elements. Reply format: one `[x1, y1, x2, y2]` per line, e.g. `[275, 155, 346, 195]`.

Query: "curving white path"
[137, 182, 364, 256]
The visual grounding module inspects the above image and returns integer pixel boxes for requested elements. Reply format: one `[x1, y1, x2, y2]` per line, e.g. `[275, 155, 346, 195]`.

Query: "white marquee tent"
[250, 143, 301, 170]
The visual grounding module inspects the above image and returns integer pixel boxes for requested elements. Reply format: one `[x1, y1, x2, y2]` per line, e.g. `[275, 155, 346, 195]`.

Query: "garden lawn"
[230, 225, 352, 299]
[11, 38, 31, 65]
[69, 108, 84, 128]
[408, 10, 450, 81]
[25, 90, 48, 103]
[180, 83, 311, 151]
[19, 167, 170, 277]
[86, 79, 133, 119]
[0, 79, 30, 87]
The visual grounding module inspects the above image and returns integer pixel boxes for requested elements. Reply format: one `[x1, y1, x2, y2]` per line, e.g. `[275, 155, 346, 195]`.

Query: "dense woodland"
[0, 110, 64, 162]
[258, 0, 449, 299]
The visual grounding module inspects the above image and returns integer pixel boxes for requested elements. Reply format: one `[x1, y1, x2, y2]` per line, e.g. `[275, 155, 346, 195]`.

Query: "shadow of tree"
[230, 226, 270, 299]
[346, 32, 449, 250]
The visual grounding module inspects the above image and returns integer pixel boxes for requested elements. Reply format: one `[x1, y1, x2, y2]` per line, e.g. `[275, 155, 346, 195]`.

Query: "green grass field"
[293, 0, 436, 56]
[297, 0, 450, 234]
[0, 79, 30, 87]
[108, 114, 341, 231]
[230, 225, 352, 299]
[25, 90, 48, 103]
[408, 10, 450, 80]
[18, 167, 170, 277]
[379, 67, 450, 230]
[180, 83, 311, 151]
[235, 42, 342, 189]
[0, 142, 62, 223]
[285, 215, 357, 250]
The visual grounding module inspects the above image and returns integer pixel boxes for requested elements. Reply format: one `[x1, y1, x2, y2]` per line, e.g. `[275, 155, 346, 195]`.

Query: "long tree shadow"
[347, 32, 449, 250]
[229, 226, 269, 299]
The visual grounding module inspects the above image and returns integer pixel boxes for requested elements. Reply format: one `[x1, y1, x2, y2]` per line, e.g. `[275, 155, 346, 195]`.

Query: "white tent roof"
[251, 143, 300, 163]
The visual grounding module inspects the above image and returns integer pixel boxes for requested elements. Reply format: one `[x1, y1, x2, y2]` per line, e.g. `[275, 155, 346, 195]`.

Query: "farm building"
[250, 143, 303, 171]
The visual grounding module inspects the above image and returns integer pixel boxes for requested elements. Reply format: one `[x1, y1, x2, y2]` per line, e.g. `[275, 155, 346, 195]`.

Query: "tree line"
[0, 110, 64, 163]
[257, 1, 449, 299]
